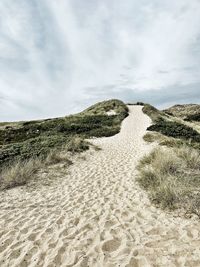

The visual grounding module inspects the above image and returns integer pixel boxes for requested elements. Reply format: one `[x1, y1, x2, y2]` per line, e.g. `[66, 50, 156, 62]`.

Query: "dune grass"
[0, 99, 128, 190]
[82, 99, 128, 116]
[143, 132, 186, 148]
[0, 138, 87, 190]
[139, 103, 200, 216]
[137, 146, 200, 215]
[142, 104, 165, 122]
[65, 137, 90, 153]
[45, 150, 73, 166]
[0, 158, 42, 190]
[147, 119, 200, 143]
[142, 103, 200, 150]
[0, 99, 128, 168]
[164, 104, 200, 120]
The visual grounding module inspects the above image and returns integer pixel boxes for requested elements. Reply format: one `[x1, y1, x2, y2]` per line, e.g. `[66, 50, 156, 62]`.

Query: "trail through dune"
[1, 106, 200, 267]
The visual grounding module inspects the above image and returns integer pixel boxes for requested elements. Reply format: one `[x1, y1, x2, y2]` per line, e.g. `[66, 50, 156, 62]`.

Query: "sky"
[0, 0, 200, 121]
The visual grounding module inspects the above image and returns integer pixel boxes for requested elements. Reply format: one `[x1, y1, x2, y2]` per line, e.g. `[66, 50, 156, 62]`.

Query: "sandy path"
[1, 106, 200, 267]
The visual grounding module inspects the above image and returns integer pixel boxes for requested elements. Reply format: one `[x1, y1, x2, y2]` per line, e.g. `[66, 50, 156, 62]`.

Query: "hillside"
[137, 103, 200, 217]
[142, 103, 200, 147]
[0, 100, 128, 168]
[164, 104, 200, 121]
[0, 99, 128, 189]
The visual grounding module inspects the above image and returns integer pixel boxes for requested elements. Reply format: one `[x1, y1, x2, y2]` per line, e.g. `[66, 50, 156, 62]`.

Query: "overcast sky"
[0, 0, 200, 121]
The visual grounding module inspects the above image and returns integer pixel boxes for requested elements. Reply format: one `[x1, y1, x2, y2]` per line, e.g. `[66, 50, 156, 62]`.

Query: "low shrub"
[185, 113, 200, 122]
[147, 120, 200, 142]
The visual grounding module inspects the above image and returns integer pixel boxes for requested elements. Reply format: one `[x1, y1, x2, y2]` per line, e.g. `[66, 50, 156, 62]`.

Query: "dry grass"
[176, 146, 200, 170]
[66, 137, 90, 153]
[0, 137, 90, 190]
[0, 99, 128, 168]
[0, 150, 72, 190]
[141, 103, 200, 216]
[164, 104, 200, 120]
[142, 104, 163, 122]
[0, 144, 86, 190]
[137, 146, 200, 214]
[0, 100, 127, 190]
[143, 132, 184, 147]
[45, 150, 72, 166]
[143, 132, 163, 143]
[0, 159, 42, 190]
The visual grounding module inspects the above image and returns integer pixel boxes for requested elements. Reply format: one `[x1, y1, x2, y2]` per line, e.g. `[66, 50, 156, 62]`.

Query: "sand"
[1, 105, 200, 267]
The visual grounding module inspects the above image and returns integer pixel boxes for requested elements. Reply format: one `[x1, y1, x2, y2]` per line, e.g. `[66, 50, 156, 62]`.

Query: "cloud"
[0, 0, 200, 120]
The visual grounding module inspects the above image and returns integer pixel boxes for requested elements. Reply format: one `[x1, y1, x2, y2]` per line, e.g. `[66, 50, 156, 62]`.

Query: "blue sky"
[0, 0, 200, 121]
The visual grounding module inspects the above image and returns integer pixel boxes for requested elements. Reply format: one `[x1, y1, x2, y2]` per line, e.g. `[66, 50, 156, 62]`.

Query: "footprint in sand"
[1, 106, 200, 267]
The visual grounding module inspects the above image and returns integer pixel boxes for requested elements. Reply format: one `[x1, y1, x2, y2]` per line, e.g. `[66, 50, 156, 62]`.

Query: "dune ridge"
[0, 106, 200, 266]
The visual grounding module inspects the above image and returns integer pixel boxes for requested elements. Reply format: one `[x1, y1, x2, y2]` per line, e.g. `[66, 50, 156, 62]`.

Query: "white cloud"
[0, 0, 200, 120]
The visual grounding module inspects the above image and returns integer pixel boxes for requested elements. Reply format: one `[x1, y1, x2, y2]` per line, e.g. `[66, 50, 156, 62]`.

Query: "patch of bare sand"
[0, 106, 200, 267]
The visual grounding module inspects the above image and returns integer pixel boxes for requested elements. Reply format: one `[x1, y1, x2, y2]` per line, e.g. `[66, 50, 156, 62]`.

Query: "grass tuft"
[45, 150, 72, 166]
[66, 137, 90, 153]
[137, 147, 200, 214]
[0, 159, 41, 190]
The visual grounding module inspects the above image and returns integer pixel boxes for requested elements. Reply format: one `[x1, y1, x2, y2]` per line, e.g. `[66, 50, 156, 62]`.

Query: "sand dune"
[1, 106, 200, 267]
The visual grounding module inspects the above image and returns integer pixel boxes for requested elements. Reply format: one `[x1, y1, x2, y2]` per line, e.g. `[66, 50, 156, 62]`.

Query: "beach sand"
[1, 106, 200, 267]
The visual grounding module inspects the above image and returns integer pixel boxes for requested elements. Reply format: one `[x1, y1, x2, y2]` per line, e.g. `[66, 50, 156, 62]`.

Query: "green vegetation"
[143, 132, 186, 148]
[142, 104, 165, 122]
[137, 147, 200, 216]
[0, 99, 128, 189]
[147, 119, 200, 143]
[45, 150, 73, 166]
[185, 113, 200, 122]
[139, 102, 200, 217]
[0, 99, 128, 168]
[82, 99, 128, 116]
[0, 158, 42, 190]
[65, 137, 90, 153]
[0, 151, 73, 190]
[164, 104, 200, 119]
[142, 103, 200, 147]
